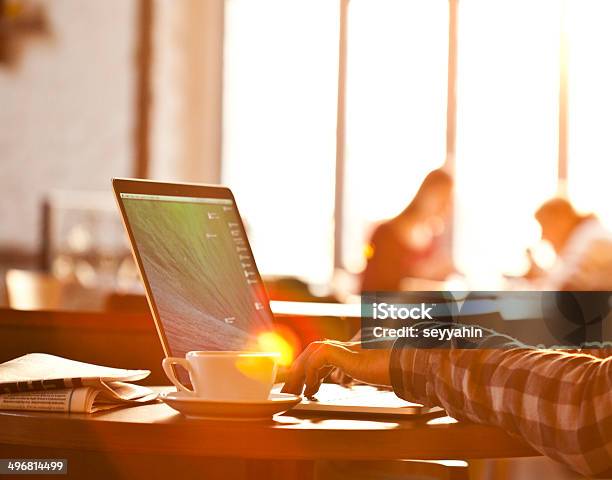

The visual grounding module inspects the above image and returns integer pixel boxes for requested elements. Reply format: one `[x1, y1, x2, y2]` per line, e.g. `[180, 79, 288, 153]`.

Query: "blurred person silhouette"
[530, 197, 612, 290]
[361, 168, 455, 292]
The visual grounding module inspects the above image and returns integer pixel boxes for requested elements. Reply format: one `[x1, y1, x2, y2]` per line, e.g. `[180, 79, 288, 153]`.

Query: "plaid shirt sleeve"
[390, 345, 612, 477]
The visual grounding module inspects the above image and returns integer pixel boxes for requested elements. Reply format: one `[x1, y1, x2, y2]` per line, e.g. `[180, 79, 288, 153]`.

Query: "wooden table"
[0, 388, 538, 479]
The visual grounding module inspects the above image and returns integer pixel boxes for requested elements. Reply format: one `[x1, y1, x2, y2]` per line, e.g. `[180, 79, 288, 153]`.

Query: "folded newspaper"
[0, 353, 158, 413]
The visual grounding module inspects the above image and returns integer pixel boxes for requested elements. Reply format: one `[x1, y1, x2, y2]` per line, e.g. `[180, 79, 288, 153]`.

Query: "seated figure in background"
[361, 169, 455, 292]
[532, 197, 612, 290]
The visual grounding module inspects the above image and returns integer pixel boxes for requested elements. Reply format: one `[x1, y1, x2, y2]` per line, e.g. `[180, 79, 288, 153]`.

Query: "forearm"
[390, 345, 612, 477]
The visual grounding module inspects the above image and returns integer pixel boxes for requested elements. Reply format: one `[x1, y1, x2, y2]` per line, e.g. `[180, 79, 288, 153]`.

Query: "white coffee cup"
[162, 351, 280, 402]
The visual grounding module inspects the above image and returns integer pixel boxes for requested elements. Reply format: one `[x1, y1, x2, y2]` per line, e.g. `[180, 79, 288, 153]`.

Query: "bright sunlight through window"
[222, 0, 612, 288]
[342, 0, 448, 274]
[567, 0, 612, 229]
[223, 0, 339, 284]
[454, 0, 561, 287]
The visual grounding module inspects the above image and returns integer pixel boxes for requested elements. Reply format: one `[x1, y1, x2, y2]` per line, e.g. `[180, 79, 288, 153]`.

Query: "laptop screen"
[120, 192, 273, 357]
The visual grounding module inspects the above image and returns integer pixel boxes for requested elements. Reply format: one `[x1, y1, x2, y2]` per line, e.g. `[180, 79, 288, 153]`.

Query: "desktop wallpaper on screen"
[121, 194, 273, 357]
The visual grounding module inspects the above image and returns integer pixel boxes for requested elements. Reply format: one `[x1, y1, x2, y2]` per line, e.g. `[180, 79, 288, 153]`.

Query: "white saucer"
[160, 391, 301, 421]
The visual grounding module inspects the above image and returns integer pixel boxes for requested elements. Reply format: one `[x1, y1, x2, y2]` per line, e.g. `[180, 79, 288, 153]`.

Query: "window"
[567, 0, 612, 228]
[454, 0, 561, 285]
[222, 0, 340, 283]
[221, 0, 612, 286]
[342, 0, 448, 274]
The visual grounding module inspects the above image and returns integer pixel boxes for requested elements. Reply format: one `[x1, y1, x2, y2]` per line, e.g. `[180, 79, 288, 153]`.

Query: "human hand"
[326, 331, 362, 387]
[281, 340, 391, 397]
[327, 366, 355, 387]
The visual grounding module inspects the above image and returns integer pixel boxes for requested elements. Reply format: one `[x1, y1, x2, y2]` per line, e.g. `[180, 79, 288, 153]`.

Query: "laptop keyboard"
[302, 384, 416, 408]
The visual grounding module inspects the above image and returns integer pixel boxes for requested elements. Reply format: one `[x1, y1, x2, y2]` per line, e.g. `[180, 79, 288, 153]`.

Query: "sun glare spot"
[257, 331, 295, 366]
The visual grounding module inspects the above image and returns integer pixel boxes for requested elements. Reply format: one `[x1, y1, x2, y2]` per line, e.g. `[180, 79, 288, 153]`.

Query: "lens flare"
[257, 331, 295, 367]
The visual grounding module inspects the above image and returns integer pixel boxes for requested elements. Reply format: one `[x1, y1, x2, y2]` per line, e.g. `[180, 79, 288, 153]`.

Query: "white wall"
[0, 0, 136, 252]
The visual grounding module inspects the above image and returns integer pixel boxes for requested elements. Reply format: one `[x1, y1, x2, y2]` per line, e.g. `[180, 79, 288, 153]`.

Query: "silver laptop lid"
[113, 178, 274, 359]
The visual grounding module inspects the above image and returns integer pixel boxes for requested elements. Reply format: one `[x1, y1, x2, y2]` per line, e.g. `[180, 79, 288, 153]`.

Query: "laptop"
[113, 178, 440, 417]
